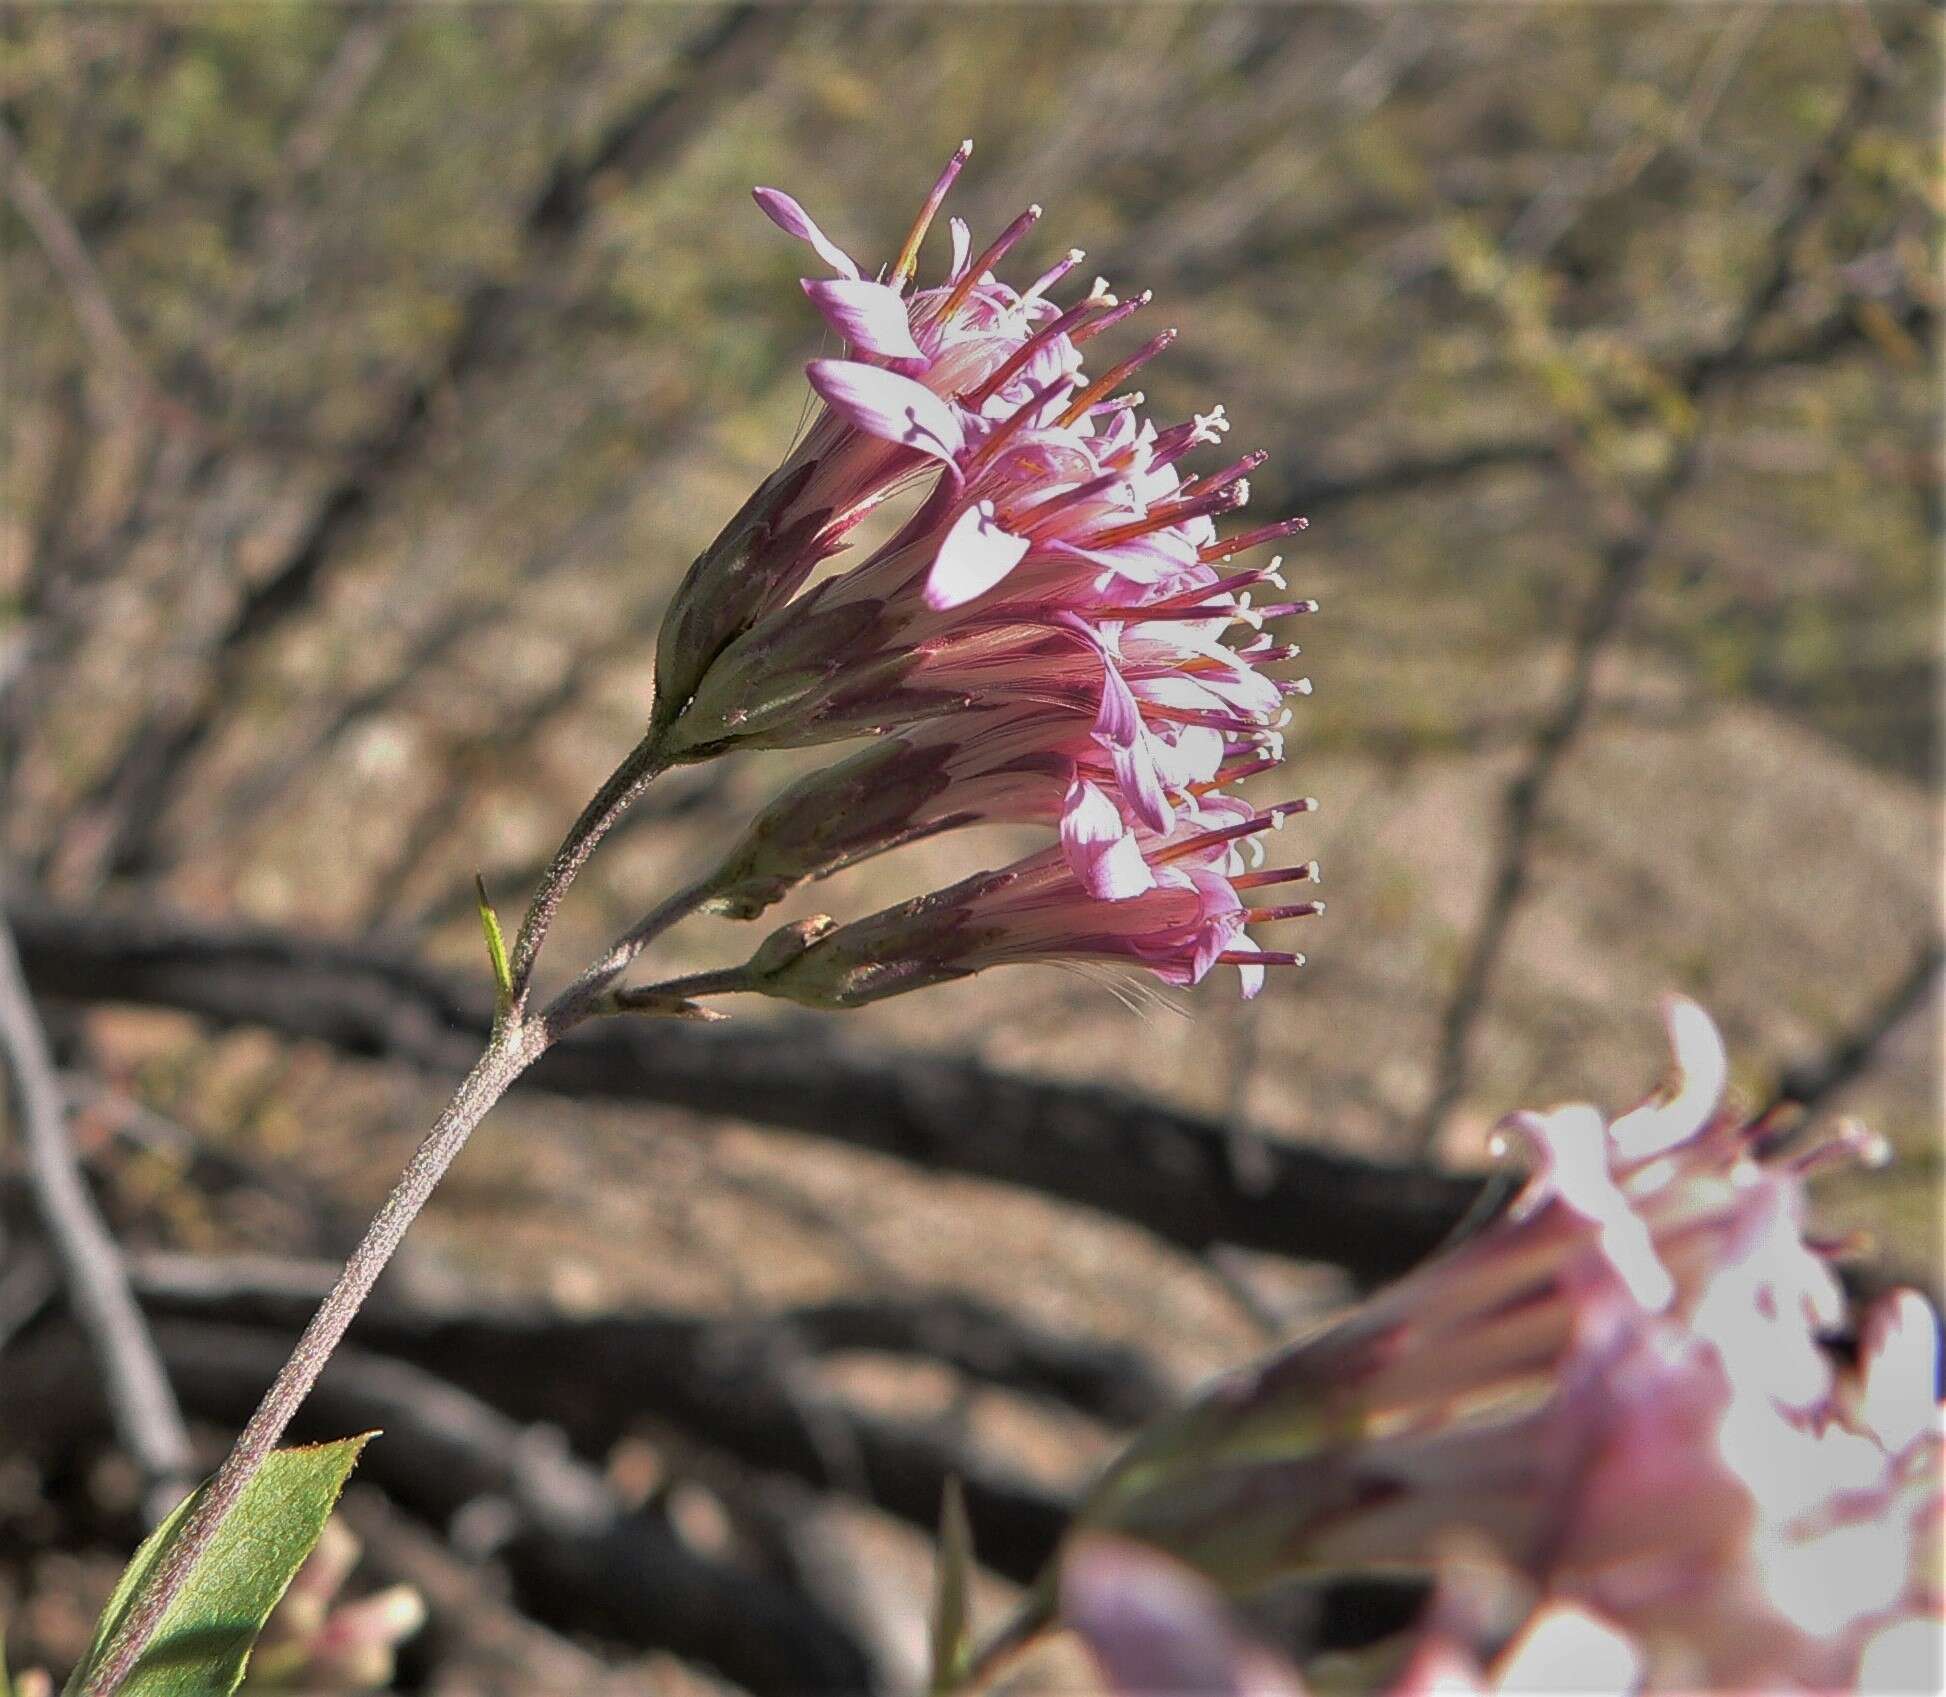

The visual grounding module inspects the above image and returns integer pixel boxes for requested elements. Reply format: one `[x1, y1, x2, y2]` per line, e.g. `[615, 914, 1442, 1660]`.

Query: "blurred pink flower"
[245, 1518, 425, 1691]
[1061, 1536, 1647, 1697]
[1071, 1000, 1943, 1692]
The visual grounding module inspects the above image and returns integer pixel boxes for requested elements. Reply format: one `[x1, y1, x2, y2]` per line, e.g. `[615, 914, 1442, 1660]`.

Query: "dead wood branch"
[9, 895, 1487, 1282]
[72, 4, 798, 882]
[1416, 45, 1911, 1145]
[120, 1254, 1078, 1586]
[1770, 938, 1944, 1117]
[0, 902, 192, 1506]
[126, 1251, 1176, 1428]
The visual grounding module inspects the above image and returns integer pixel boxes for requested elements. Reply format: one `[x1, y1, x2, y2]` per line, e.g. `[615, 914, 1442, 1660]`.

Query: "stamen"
[1056, 328, 1178, 427]
[1789, 1120, 1893, 1175]
[1084, 477, 1249, 548]
[1152, 797, 1317, 860]
[1221, 949, 1305, 968]
[1024, 249, 1087, 302]
[938, 204, 1044, 318]
[1232, 860, 1320, 889]
[1249, 899, 1324, 921]
[1008, 470, 1126, 532]
[1151, 406, 1230, 467]
[966, 372, 1081, 472]
[893, 139, 973, 289]
[1201, 515, 1310, 563]
[1069, 288, 1153, 346]
[1198, 449, 1269, 497]
[966, 281, 1118, 405]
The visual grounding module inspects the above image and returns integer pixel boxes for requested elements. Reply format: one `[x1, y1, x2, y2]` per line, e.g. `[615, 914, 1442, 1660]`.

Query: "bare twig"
[1415, 47, 1905, 1146]
[70, 3, 796, 884]
[0, 121, 173, 419]
[1769, 938, 1944, 1117]
[0, 895, 192, 1509]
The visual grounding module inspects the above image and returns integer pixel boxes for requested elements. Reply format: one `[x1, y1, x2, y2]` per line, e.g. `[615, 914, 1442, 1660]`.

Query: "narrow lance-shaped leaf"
[928, 1477, 974, 1695]
[64, 1435, 373, 1697]
[474, 874, 513, 1014]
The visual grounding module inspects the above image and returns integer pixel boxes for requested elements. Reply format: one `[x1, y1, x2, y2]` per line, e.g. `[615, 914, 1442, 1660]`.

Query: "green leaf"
[927, 1477, 973, 1694]
[474, 874, 513, 1013]
[64, 1435, 373, 1697]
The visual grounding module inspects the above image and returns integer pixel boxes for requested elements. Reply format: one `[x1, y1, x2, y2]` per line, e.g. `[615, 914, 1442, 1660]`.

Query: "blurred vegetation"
[0, 4, 1939, 1690]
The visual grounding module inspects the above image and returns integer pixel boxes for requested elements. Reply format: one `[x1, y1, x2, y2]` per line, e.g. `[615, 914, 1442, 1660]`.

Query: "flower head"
[1069, 1000, 1943, 1692]
[647, 146, 1318, 1006]
[649, 150, 1313, 967]
[1060, 1537, 1648, 1697]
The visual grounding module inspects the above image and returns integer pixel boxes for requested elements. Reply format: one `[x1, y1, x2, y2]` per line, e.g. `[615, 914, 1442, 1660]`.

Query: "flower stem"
[506, 735, 669, 1012]
[85, 1029, 541, 1696]
[89, 730, 699, 1695]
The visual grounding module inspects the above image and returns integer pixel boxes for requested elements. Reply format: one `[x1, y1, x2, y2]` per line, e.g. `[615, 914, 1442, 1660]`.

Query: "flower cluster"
[651, 142, 1317, 999]
[1066, 1000, 1943, 1693]
[245, 1518, 424, 1691]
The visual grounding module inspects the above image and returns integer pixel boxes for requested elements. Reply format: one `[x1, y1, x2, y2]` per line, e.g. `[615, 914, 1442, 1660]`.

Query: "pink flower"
[652, 141, 1099, 729]
[654, 145, 1317, 1006]
[663, 382, 1311, 862]
[1061, 1537, 1648, 1697]
[743, 799, 1320, 1008]
[1070, 1001, 1943, 1692]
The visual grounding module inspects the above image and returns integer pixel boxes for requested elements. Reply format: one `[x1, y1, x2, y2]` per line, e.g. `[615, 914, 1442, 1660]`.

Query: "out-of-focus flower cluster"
[1058, 1001, 1942, 1694]
[243, 1518, 424, 1692]
[648, 143, 1318, 1002]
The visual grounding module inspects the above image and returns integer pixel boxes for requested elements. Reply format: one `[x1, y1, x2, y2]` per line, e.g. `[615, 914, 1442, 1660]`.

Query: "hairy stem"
[85, 1029, 542, 1695]
[539, 870, 726, 1033]
[506, 734, 668, 1011]
[90, 729, 703, 1694]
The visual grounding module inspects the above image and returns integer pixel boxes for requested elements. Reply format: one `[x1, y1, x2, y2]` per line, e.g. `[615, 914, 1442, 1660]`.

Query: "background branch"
[7, 894, 1487, 1281]
[0, 900, 192, 1509]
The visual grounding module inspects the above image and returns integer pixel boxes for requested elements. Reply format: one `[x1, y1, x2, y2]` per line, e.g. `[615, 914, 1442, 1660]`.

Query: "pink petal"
[806, 359, 966, 463]
[1607, 996, 1728, 1161]
[801, 278, 924, 361]
[1858, 1290, 1940, 1454]
[924, 500, 1030, 609]
[1226, 934, 1267, 1000]
[751, 187, 859, 279]
[1061, 779, 1155, 900]
[1092, 664, 1173, 833]
[947, 216, 972, 281]
[1492, 1605, 1644, 1694]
